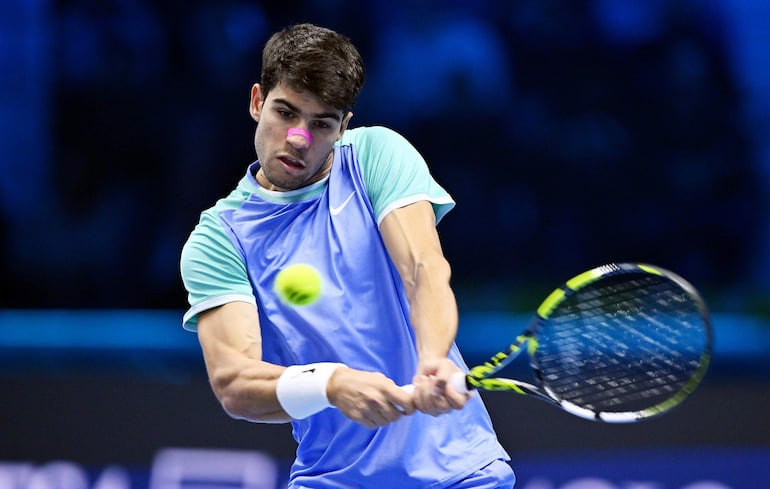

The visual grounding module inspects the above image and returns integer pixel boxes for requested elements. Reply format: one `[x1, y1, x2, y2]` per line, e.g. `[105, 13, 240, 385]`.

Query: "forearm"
[405, 254, 470, 414]
[199, 302, 414, 426]
[374, 202, 469, 414]
[379, 202, 459, 362]
[213, 359, 414, 426]
[408, 255, 459, 363]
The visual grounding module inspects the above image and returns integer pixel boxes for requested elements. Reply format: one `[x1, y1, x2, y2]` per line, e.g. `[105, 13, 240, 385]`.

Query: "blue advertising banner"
[2, 447, 768, 489]
[513, 448, 770, 489]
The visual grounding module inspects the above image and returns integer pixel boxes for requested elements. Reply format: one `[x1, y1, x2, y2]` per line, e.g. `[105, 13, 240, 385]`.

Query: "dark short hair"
[260, 23, 365, 113]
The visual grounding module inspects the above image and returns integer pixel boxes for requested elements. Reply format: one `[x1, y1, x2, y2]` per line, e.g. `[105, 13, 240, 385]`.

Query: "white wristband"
[276, 362, 346, 419]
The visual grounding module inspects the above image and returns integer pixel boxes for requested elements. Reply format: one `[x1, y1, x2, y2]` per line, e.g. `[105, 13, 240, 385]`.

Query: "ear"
[249, 84, 264, 122]
[337, 111, 353, 140]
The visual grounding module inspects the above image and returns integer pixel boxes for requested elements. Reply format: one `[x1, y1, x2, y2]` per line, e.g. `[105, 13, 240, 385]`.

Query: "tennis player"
[180, 23, 513, 488]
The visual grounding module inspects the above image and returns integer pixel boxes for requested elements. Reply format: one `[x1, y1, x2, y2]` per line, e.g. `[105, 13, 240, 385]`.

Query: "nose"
[287, 127, 313, 148]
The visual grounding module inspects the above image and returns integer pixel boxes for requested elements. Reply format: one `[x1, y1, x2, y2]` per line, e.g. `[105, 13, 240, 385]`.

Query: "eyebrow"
[273, 98, 341, 122]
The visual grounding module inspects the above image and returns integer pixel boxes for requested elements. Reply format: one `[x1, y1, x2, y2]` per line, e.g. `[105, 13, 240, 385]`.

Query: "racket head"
[530, 263, 713, 422]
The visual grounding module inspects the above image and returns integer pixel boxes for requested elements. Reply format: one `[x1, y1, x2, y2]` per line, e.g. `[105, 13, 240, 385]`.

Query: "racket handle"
[396, 373, 470, 412]
[400, 372, 469, 394]
[448, 371, 470, 394]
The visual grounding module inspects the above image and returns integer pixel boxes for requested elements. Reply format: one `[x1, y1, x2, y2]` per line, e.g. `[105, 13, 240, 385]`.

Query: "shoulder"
[180, 188, 255, 330]
[340, 125, 417, 155]
[338, 126, 455, 225]
[339, 125, 426, 180]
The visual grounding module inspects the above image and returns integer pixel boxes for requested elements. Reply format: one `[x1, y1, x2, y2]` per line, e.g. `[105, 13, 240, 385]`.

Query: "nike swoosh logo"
[330, 191, 356, 216]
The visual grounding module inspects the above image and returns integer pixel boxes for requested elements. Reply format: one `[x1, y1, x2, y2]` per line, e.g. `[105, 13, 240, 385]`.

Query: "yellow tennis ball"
[274, 264, 322, 306]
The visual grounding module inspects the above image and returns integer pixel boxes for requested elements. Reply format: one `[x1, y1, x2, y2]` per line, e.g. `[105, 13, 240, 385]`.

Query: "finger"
[416, 386, 439, 413]
[410, 375, 430, 411]
[359, 418, 377, 429]
[416, 385, 449, 416]
[429, 391, 451, 414]
[393, 384, 416, 415]
[369, 397, 405, 425]
[443, 388, 470, 410]
[426, 374, 464, 414]
[392, 399, 415, 415]
[367, 408, 394, 427]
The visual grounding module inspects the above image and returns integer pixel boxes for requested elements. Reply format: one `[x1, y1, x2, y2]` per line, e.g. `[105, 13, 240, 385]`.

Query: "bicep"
[197, 301, 266, 382]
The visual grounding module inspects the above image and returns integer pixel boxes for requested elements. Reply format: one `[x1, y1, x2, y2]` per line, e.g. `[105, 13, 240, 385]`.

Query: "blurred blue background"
[1, 1, 769, 488]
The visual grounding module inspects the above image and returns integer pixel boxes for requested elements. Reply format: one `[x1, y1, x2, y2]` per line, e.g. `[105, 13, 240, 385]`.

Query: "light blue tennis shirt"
[181, 126, 509, 488]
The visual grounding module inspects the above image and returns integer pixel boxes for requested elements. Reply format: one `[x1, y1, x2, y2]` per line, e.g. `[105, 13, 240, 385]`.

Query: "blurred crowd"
[1, 0, 767, 312]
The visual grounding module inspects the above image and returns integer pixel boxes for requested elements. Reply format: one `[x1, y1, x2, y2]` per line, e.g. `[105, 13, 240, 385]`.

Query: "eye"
[312, 121, 332, 130]
[277, 110, 295, 119]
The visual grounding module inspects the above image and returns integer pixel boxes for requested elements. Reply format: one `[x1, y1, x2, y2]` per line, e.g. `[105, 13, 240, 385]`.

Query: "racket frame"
[460, 263, 713, 423]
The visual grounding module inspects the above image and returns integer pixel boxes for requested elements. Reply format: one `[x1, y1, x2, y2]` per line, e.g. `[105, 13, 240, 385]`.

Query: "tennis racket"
[448, 262, 712, 423]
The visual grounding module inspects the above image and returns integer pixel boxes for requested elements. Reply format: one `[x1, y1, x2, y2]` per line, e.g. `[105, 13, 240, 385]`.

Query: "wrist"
[276, 362, 347, 419]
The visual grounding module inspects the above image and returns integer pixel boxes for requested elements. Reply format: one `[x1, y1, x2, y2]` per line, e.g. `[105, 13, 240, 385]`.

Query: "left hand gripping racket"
[448, 263, 713, 423]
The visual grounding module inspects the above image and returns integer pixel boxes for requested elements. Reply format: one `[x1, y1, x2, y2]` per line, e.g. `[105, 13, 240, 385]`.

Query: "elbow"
[208, 367, 286, 423]
[215, 383, 241, 419]
[217, 386, 259, 422]
[220, 396, 247, 421]
[416, 253, 452, 285]
[208, 369, 248, 420]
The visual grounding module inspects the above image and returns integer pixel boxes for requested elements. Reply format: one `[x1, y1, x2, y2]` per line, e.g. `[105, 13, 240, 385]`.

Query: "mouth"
[278, 154, 305, 171]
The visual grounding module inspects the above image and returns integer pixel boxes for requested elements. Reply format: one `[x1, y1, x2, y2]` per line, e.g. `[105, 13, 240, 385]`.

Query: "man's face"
[250, 82, 352, 192]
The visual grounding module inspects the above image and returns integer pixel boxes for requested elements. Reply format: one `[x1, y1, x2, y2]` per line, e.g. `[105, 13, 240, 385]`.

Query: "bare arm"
[197, 301, 415, 427]
[197, 301, 289, 423]
[379, 200, 469, 415]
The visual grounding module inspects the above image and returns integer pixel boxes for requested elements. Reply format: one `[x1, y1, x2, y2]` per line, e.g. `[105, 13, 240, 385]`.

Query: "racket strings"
[543, 365, 687, 409]
[535, 274, 708, 413]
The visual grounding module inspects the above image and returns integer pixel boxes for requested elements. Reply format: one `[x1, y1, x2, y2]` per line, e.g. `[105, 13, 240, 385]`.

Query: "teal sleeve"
[342, 126, 455, 224]
[179, 207, 256, 331]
